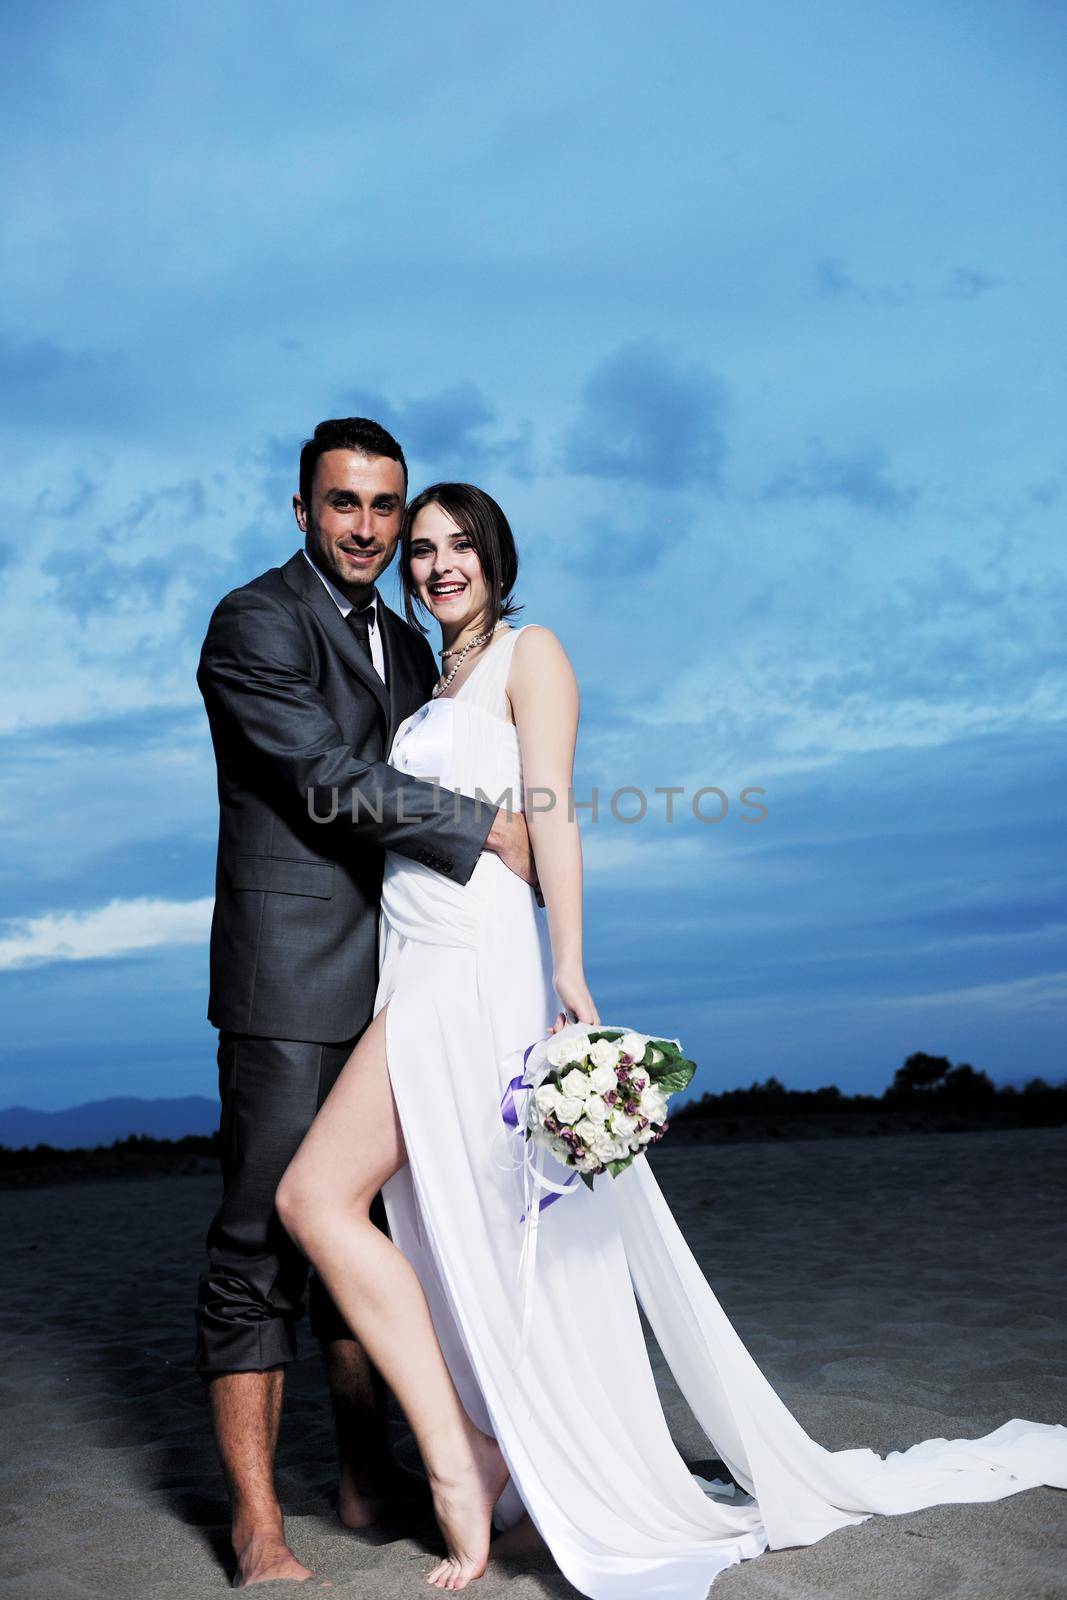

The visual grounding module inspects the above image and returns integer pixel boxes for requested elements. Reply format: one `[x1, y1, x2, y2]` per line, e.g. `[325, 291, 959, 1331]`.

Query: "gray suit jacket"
[197, 549, 495, 1041]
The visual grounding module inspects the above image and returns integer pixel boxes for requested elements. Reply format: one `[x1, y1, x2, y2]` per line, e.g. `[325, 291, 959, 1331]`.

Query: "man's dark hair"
[400, 482, 522, 635]
[298, 417, 407, 507]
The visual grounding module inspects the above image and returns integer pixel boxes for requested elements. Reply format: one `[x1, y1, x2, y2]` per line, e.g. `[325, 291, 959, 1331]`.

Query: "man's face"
[294, 449, 405, 598]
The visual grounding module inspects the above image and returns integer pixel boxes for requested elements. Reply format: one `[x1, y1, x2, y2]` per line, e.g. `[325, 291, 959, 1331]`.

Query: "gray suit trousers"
[194, 1028, 386, 1373]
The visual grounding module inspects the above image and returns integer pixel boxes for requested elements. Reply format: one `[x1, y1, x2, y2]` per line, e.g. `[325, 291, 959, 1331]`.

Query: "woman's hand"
[550, 968, 600, 1031]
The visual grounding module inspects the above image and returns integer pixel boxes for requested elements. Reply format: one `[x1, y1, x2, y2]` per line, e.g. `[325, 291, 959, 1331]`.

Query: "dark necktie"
[344, 599, 376, 663]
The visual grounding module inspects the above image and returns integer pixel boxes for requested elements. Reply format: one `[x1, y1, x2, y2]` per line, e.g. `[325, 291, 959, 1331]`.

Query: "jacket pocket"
[230, 853, 335, 899]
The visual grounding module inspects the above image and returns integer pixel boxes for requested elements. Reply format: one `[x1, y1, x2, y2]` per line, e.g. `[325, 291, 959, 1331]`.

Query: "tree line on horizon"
[1, 1053, 1065, 1177]
[673, 1052, 1067, 1126]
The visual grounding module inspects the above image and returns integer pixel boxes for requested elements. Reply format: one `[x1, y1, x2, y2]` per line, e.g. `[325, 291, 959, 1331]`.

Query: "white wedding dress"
[372, 624, 1066, 1600]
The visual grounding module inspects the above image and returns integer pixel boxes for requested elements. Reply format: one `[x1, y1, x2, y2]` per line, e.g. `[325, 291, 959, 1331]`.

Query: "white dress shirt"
[302, 549, 387, 684]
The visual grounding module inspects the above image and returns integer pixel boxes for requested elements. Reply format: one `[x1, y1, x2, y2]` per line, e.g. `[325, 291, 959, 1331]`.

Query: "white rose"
[583, 1092, 608, 1126]
[573, 1116, 599, 1146]
[546, 1028, 592, 1068]
[610, 1109, 638, 1140]
[592, 1130, 618, 1163]
[589, 1037, 620, 1070]
[560, 1067, 591, 1102]
[649, 1046, 664, 1064]
[619, 1032, 647, 1062]
[588, 1061, 617, 1096]
[640, 1087, 668, 1124]
[555, 1093, 585, 1126]
[534, 1084, 562, 1117]
[545, 1034, 574, 1068]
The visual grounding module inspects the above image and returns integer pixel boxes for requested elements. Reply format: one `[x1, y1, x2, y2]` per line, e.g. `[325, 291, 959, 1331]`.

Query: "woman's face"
[408, 503, 490, 631]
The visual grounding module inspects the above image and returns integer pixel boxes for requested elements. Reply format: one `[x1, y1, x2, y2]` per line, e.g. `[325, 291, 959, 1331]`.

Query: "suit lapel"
[377, 601, 401, 743]
[280, 551, 389, 727]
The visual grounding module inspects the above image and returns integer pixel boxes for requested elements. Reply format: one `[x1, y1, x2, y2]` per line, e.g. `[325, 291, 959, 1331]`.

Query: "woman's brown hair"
[400, 482, 523, 634]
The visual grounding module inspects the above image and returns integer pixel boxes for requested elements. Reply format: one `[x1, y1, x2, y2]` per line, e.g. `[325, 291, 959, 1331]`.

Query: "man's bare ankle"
[230, 1526, 313, 1588]
[232, 1507, 285, 1551]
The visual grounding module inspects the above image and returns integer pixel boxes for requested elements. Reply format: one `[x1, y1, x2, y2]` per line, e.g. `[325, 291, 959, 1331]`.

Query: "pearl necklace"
[431, 622, 508, 698]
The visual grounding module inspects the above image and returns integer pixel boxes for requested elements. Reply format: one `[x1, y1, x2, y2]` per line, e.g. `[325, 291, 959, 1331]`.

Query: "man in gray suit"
[195, 417, 534, 1586]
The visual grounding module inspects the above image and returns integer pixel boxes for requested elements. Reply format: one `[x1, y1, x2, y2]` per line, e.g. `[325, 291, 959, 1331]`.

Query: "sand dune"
[0, 1126, 1063, 1599]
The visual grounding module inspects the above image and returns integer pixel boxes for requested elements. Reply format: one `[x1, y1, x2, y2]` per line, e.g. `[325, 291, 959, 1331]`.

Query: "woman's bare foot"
[232, 1528, 318, 1587]
[489, 1512, 548, 1560]
[425, 1430, 510, 1590]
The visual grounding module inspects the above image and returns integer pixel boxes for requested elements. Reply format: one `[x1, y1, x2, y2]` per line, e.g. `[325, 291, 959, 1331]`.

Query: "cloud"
[336, 382, 533, 480]
[815, 258, 1008, 308]
[763, 439, 919, 515]
[0, 896, 214, 970]
[33, 470, 100, 519]
[0, 332, 100, 424]
[872, 970, 1067, 1016]
[44, 547, 177, 615]
[0, 332, 71, 386]
[110, 479, 207, 537]
[1027, 478, 1061, 510]
[0, 704, 216, 914]
[563, 340, 729, 487]
[34, 469, 286, 643]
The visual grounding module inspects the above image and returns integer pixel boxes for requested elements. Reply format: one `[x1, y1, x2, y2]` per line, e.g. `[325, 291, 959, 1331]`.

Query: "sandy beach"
[1, 1125, 1063, 1600]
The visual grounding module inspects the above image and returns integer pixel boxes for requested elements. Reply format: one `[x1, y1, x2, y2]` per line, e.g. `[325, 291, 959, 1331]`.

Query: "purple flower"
[615, 1065, 630, 1082]
[604, 1089, 618, 1106]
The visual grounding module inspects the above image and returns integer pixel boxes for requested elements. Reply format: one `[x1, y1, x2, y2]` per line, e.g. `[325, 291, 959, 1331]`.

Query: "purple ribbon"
[499, 1041, 577, 1218]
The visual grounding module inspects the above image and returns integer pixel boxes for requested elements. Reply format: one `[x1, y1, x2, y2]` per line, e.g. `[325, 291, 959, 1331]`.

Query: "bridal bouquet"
[499, 1023, 696, 1354]
[505, 1023, 697, 1189]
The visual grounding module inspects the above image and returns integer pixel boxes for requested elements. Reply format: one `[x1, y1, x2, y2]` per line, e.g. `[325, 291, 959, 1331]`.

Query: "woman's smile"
[427, 579, 468, 606]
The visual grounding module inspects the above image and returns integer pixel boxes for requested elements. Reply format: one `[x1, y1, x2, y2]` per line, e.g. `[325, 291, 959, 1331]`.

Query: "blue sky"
[1, 0, 1064, 1112]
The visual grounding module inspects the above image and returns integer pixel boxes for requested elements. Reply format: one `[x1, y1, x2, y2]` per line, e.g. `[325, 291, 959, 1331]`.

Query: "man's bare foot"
[232, 1528, 316, 1587]
[490, 1513, 548, 1560]
[338, 1458, 434, 1529]
[337, 1465, 388, 1530]
[425, 1430, 510, 1590]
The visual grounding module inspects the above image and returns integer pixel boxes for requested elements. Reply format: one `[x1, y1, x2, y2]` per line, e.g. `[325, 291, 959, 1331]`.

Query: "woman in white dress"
[276, 483, 1066, 1597]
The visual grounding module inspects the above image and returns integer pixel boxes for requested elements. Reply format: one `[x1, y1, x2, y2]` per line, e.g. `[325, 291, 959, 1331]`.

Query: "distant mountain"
[0, 1096, 219, 1151]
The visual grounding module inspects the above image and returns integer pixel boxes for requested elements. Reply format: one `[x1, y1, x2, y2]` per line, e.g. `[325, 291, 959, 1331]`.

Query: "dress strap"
[459, 624, 529, 723]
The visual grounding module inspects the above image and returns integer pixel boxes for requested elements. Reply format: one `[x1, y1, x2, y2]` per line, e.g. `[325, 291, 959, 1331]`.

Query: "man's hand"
[485, 809, 544, 905]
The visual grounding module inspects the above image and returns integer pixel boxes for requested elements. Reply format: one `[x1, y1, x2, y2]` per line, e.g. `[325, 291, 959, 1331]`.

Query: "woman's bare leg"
[275, 1006, 508, 1591]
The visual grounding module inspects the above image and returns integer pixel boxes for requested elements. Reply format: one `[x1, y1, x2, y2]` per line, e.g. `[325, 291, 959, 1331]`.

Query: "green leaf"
[579, 1170, 596, 1191]
[643, 1040, 680, 1068]
[653, 1060, 697, 1094]
[607, 1156, 633, 1179]
[590, 1029, 624, 1043]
